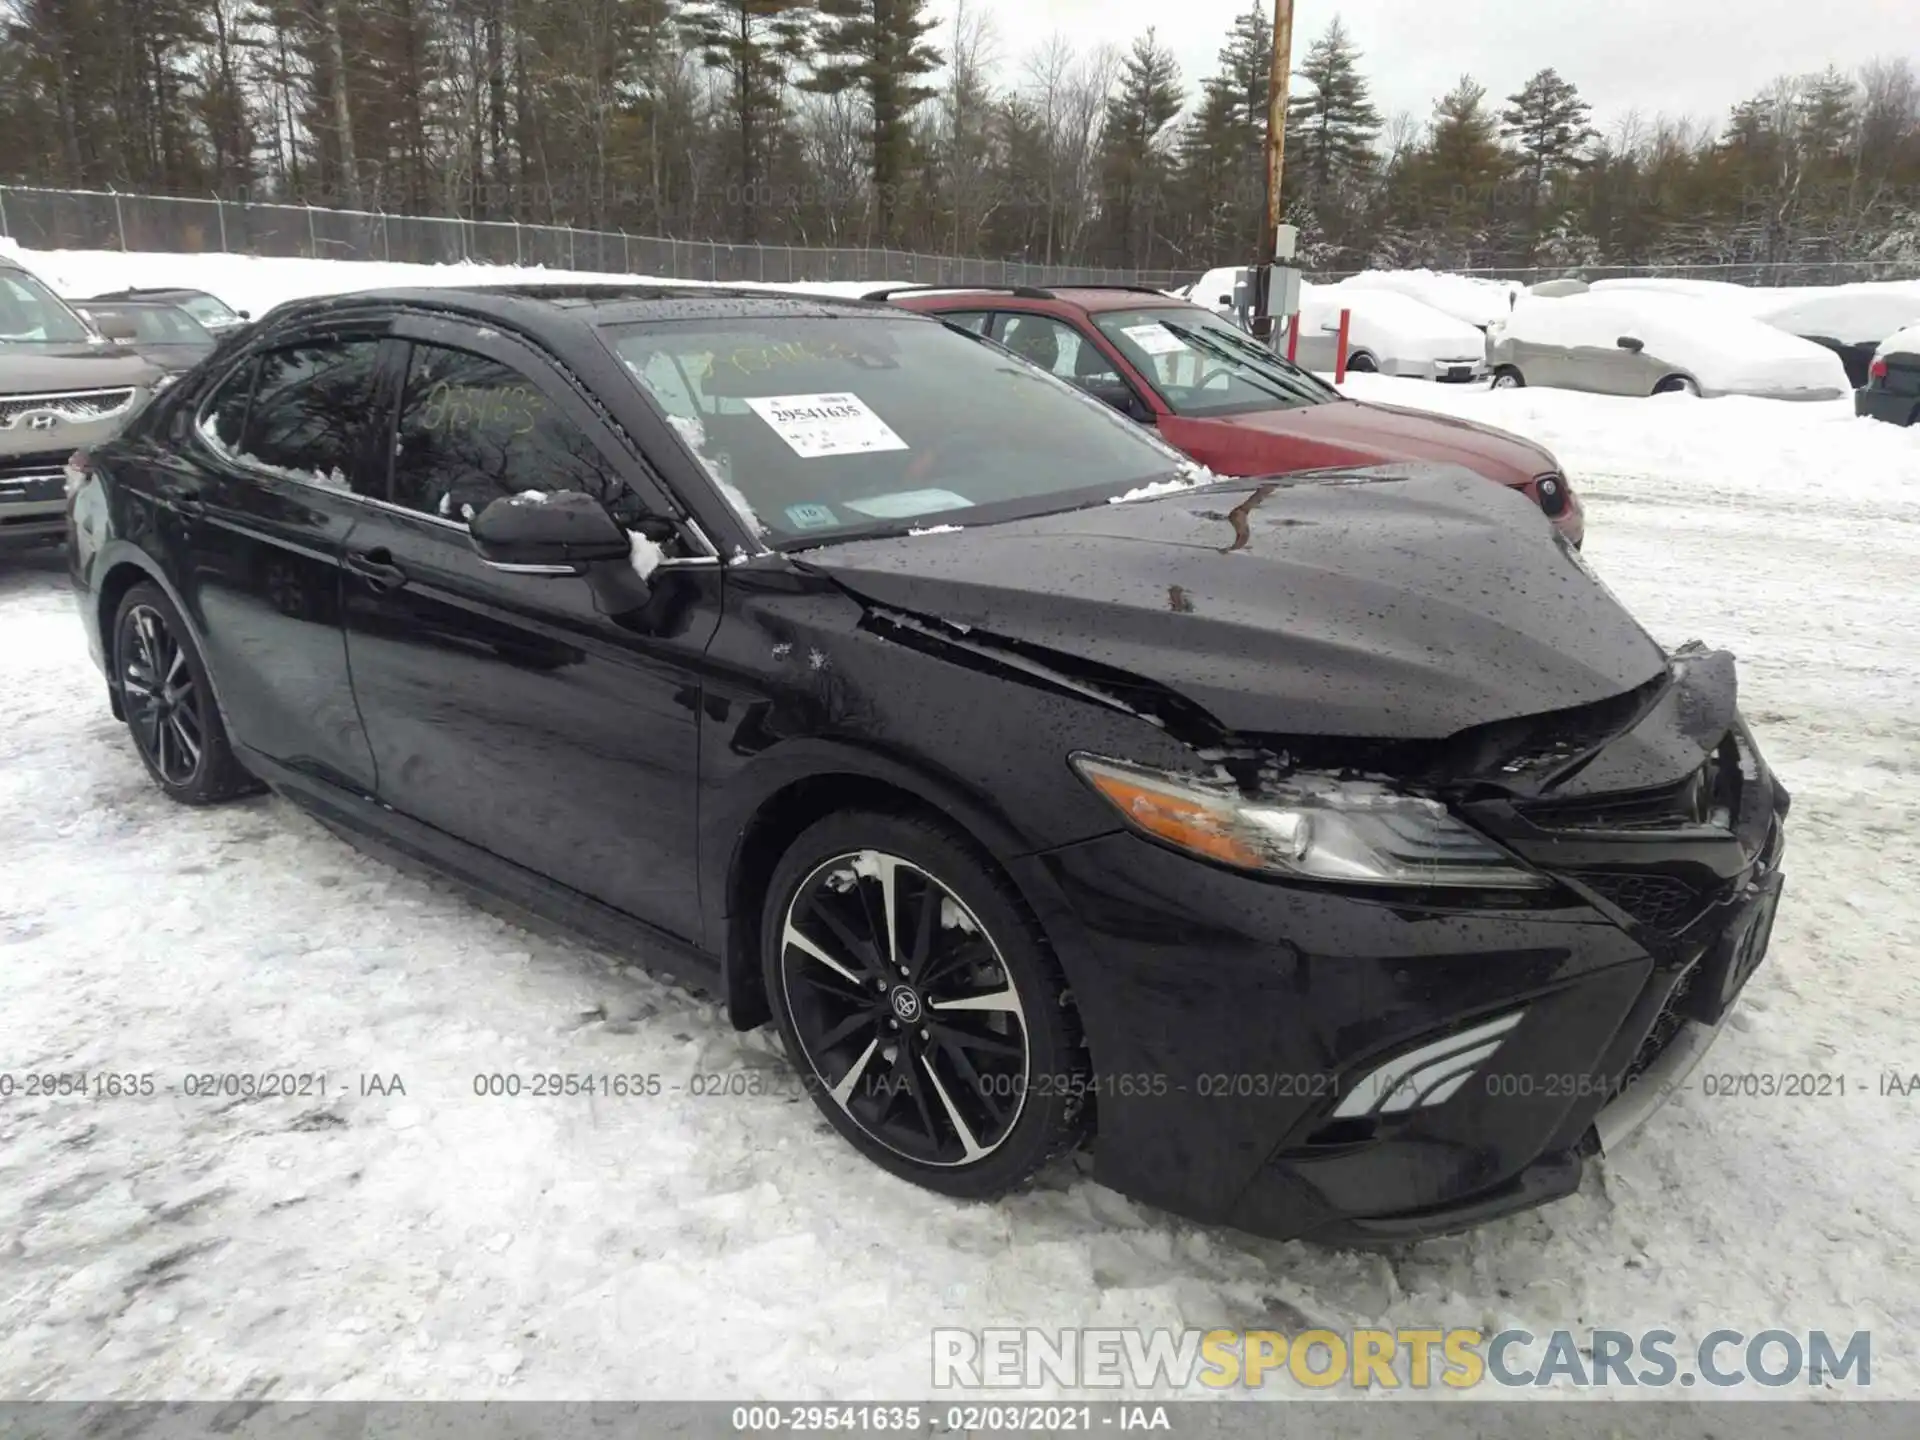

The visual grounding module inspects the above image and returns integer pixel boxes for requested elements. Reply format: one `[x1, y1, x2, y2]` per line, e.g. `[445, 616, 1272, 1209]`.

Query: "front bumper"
[1384, 358, 1487, 383]
[0, 464, 69, 552]
[1018, 660, 1787, 1244]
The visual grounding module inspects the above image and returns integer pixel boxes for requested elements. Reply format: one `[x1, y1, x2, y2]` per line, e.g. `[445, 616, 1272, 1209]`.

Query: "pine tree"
[1795, 65, 1858, 160]
[1288, 17, 1380, 191]
[1406, 74, 1507, 260]
[1500, 68, 1596, 197]
[682, 0, 814, 241]
[1098, 28, 1183, 266]
[1175, 3, 1269, 260]
[805, 0, 943, 245]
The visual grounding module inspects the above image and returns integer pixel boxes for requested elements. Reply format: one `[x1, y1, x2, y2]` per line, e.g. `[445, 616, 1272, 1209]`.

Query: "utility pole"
[1252, 0, 1296, 342]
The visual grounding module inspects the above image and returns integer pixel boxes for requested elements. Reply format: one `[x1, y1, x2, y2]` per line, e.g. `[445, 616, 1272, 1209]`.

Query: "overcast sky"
[961, 0, 1913, 135]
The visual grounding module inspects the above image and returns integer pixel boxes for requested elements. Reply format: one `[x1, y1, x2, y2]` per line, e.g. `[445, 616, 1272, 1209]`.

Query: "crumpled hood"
[804, 467, 1666, 739]
[0, 344, 162, 393]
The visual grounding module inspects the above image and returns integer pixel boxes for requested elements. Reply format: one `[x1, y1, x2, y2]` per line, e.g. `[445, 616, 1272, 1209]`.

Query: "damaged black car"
[68, 285, 1789, 1244]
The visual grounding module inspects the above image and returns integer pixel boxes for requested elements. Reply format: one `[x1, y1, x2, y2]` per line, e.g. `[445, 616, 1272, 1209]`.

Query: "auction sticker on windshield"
[1121, 322, 1189, 356]
[745, 392, 909, 459]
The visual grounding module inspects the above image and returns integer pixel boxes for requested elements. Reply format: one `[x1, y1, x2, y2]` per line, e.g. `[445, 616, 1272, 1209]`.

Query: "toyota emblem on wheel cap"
[889, 986, 922, 1023]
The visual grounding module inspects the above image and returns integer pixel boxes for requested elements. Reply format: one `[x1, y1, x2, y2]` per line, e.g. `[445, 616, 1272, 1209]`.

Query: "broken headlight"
[1071, 755, 1550, 889]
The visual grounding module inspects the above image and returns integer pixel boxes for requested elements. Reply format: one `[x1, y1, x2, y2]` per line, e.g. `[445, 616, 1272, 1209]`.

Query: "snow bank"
[1500, 291, 1851, 396]
[1331, 268, 1523, 329]
[6, 242, 899, 319]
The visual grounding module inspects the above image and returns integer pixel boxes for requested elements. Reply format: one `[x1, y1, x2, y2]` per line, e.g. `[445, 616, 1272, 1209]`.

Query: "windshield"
[96, 304, 213, 344]
[605, 314, 1188, 545]
[176, 293, 239, 325]
[0, 269, 94, 345]
[1093, 306, 1336, 417]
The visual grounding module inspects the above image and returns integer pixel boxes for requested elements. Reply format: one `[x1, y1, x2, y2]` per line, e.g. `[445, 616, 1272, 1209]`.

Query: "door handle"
[344, 547, 409, 591]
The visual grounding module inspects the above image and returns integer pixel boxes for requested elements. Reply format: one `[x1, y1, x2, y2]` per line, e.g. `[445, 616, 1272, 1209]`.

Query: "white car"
[1330, 268, 1522, 330]
[1183, 268, 1489, 381]
[1488, 291, 1851, 401]
[1294, 286, 1490, 382]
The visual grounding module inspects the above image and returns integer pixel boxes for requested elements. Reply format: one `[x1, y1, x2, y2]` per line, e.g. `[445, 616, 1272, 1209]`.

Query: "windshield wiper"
[1156, 323, 1326, 405]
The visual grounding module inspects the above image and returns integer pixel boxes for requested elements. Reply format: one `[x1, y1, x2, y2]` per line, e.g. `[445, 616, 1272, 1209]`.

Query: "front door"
[169, 333, 385, 794]
[338, 318, 719, 944]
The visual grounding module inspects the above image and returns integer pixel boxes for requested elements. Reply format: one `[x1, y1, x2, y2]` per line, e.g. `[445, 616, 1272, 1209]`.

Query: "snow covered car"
[1752, 287, 1920, 390]
[1, 252, 164, 553]
[1489, 291, 1851, 400]
[1856, 324, 1920, 427]
[878, 284, 1582, 544]
[70, 283, 1789, 1244]
[1326, 268, 1522, 331]
[1294, 286, 1490, 381]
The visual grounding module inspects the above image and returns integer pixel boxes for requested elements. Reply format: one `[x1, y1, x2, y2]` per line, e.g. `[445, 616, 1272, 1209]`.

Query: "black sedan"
[66, 284, 1790, 1244]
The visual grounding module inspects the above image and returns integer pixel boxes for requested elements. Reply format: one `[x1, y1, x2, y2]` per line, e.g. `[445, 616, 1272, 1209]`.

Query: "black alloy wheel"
[113, 583, 259, 805]
[763, 811, 1089, 1198]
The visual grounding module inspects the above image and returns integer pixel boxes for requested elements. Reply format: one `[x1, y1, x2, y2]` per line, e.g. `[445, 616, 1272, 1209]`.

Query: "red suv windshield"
[1093, 307, 1335, 417]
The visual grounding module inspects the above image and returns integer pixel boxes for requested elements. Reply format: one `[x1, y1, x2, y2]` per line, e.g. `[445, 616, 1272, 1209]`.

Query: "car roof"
[90, 285, 218, 298]
[874, 284, 1189, 313]
[288, 282, 908, 322]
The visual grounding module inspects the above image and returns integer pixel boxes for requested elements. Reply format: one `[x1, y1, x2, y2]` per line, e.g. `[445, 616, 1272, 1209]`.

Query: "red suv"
[875, 284, 1583, 545]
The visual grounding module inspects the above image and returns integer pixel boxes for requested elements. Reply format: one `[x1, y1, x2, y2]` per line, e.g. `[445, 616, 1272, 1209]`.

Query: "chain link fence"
[1330, 259, 1920, 288]
[0, 185, 1202, 292]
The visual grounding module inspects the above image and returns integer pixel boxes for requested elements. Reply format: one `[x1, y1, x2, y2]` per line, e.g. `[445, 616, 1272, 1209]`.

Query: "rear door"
[166, 329, 385, 794]
[338, 315, 720, 944]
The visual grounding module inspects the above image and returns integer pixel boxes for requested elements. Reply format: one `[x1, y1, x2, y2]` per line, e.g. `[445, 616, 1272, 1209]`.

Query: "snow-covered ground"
[3, 249, 1920, 1403]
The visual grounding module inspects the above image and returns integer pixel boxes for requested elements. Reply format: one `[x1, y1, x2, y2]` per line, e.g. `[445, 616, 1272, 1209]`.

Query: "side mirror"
[237, 310, 251, 320]
[93, 313, 139, 342]
[1216, 295, 1232, 307]
[469, 491, 633, 575]
[1617, 335, 1645, 353]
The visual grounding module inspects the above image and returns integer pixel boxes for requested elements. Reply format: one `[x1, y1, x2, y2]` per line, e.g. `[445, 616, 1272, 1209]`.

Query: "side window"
[390, 343, 640, 524]
[936, 311, 991, 335]
[199, 359, 256, 453]
[996, 314, 1122, 388]
[240, 340, 382, 488]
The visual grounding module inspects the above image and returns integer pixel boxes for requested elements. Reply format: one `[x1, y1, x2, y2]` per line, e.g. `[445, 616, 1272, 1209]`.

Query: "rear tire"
[1492, 366, 1526, 389]
[762, 809, 1090, 1200]
[1654, 374, 1700, 396]
[112, 583, 260, 805]
[1345, 352, 1379, 374]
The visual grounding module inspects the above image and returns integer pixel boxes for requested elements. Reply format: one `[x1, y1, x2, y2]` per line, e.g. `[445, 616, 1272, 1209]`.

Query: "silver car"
[1, 255, 165, 552]
[1488, 291, 1850, 401]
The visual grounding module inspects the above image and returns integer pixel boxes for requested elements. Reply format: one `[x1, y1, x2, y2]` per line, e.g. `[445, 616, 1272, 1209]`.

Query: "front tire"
[762, 810, 1090, 1200]
[1345, 352, 1379, 374]
[1492, 366, 1526, 389]
[112, 583, 259, 805]
[1654, 374, 1700, 396]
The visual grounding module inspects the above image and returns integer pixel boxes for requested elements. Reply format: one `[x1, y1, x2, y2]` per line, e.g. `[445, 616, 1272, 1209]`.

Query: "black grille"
[1572, 871, 1704, 933]
[0, 451, 71, 482]
[1619, 967, 1696, 1092]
